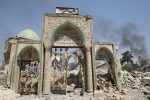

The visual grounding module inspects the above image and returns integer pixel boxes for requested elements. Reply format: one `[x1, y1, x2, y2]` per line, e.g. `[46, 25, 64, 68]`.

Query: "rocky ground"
[0, 86, 147, 100]
[0, 70, 150, 100]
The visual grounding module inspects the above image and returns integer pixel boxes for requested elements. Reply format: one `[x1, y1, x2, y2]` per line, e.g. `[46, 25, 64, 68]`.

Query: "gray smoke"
[98, 19, 149, 63]
[116, 23, 149, 62]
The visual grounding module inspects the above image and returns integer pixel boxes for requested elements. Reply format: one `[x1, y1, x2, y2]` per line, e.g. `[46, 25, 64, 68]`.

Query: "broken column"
[113, 45, 123, 91]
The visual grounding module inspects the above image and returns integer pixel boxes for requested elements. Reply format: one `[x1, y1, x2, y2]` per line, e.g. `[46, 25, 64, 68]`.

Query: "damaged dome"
[17, 29, 40, 40]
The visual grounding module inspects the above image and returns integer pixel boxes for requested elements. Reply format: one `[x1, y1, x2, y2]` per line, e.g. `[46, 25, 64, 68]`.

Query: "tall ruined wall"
[42, 14, 94, 94]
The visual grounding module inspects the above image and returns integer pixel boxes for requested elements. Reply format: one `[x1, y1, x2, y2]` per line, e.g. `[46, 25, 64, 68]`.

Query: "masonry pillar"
[114, 52, 123, 92]
[7, 43, 16, 87]
[113, 45, 122, 92]
[43, 46, 51, 94]
[85, 47, 94, 93]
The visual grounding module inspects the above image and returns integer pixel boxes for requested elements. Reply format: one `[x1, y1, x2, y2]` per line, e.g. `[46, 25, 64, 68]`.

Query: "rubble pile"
[0, 64, 149, 100]
[120, 70, 150, 99]
[94, 70, 149, 100]
[0, 85, 20, 100]
[122, 71, 141, 89]
[96, 76, 129, 100]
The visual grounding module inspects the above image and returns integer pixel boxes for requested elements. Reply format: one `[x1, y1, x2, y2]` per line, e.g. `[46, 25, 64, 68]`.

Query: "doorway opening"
[18, 46, 39, 95]
[95, 47, 116, 90]
[51, 47, 85, 95]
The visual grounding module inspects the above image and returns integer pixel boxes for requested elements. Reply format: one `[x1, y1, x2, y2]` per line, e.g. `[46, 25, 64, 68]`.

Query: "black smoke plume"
[98, 19, 149, 64]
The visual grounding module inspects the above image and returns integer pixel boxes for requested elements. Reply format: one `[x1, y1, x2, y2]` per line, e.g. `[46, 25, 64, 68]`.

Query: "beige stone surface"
[3, 10, 122, 96]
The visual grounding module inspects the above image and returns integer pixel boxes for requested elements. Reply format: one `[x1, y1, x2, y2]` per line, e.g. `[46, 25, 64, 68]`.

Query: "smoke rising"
[98, 19, 149, 63]
[117, 23, 149, 62]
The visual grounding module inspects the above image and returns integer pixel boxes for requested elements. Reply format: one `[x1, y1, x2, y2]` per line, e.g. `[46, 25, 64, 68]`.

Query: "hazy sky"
[0, 0, 150, 62]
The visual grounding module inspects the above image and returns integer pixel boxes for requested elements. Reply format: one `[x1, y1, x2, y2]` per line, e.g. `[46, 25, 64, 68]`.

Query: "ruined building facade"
[4, 8, 122, 95]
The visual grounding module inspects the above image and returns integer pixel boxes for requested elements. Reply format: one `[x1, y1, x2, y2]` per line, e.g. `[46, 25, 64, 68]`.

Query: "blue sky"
[0, 0, 150, 62]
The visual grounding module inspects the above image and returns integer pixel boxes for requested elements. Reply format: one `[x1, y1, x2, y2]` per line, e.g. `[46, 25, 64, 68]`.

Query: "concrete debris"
[0, 68, 149, 100]
[120, 70, 150, 99]
[66, 84, 76, 92]
[95, 70, 149, 100]
[141, 77, 150, 86]
[0, 85, 20, 100]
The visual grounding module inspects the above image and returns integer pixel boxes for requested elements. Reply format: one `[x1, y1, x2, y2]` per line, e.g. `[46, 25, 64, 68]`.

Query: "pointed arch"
[17, 45, 40, 94]
[50, 20, 86, 46]
[17, 45, 40, 60]
[95, 47, 117, 86]
[96, 47, 113, 60]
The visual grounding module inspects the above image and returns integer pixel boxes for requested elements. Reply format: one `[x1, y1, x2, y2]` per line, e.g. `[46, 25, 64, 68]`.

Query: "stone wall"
[42, 14, 94, 94]
[9, 39, 43, 95]
[42, 14, 93, 47]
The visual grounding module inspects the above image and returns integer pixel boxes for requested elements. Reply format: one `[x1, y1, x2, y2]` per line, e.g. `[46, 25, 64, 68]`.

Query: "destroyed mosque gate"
[4, 8, 122, 95]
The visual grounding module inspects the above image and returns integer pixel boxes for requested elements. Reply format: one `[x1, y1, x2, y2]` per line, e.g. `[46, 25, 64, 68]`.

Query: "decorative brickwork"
[5, 12, 122, 96]
[10, 39, 43, 94]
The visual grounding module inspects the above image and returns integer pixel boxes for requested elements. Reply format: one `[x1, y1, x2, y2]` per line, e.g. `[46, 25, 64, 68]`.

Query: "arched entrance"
[17, 46, 39, 94]
[51, 48, 85, 94]
[50, 21, 86, 94]
[95, 47, 116, 90]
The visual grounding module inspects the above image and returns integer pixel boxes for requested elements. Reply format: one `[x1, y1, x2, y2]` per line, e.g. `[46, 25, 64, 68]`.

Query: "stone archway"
[50, 21, 85, 47]
[42, 20, 93, 94]
[17, 46, 40, 94]
[95, 47, 116, 90]
[43, 20, 93, 94]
